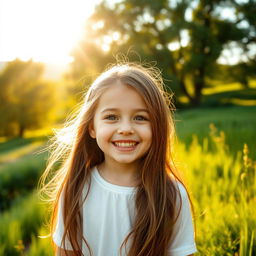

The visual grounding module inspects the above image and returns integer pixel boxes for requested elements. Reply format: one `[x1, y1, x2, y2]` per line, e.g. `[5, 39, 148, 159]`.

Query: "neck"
[97, 160, 141, 187]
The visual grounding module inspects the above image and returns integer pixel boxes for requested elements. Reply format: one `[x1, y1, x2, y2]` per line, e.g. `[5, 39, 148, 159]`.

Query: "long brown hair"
[40, 63, 191, 256]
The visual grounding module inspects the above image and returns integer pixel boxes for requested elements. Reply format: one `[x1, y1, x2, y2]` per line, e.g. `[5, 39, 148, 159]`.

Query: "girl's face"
[89, 82, 152, 168]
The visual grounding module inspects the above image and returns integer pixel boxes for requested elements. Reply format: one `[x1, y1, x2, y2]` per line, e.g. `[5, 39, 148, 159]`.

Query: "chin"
[114, 158, 138, 164]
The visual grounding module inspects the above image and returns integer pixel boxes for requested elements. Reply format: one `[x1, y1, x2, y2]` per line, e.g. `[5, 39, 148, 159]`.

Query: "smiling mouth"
[112, 141, 139, 148]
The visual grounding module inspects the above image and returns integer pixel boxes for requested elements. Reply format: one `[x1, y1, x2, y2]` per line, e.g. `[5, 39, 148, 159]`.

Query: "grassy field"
[175, 105, 256, 156]
[0, 104, 255, 255]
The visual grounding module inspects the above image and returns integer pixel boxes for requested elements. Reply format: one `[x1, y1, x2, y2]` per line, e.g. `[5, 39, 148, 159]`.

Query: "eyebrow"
[100, 108, 149, 114]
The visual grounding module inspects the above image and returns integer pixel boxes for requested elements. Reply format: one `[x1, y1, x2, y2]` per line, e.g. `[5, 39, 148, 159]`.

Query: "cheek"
[96, 125, 114, 140]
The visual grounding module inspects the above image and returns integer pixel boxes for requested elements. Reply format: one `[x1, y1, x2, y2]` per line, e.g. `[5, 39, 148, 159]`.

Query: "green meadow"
[0, 99, 255, 255]
[175, 105, 256, 255]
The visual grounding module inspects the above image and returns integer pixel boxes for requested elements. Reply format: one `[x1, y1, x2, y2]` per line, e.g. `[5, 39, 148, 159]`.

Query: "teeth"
[114, 142, 137, 147]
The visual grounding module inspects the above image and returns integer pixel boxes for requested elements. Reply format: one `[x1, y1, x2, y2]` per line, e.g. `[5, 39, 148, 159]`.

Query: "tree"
[230, 0, 256, 87]
[0, 59, 57, 137]
[184, 0, 247, 104]
[70, 0, 255, 106]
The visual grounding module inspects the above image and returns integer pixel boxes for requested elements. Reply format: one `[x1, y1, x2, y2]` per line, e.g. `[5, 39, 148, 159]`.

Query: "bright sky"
[0, 0, 99, 64]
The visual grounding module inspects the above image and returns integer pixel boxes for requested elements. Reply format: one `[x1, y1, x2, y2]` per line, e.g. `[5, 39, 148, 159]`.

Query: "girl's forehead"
[95, 82, 148, 111]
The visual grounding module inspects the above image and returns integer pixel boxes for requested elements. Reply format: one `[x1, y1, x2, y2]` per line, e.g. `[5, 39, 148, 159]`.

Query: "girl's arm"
[56, 247, 77, 256]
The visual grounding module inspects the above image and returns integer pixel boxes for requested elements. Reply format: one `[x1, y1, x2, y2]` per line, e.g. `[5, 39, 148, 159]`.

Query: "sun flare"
[0, 0, 99, 64]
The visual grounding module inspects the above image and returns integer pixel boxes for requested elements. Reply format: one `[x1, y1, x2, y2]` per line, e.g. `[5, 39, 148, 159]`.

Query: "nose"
[117, 120, 134, 135]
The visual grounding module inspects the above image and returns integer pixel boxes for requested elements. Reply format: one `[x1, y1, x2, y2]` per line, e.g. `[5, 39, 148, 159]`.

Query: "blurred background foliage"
[0, 0, 255, 138]
[0, 0, 256, 255]
[0, 60, 58, 138]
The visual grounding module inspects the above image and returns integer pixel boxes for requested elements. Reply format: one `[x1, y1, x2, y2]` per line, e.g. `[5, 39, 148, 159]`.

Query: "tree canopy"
[69, 0, 256, 106]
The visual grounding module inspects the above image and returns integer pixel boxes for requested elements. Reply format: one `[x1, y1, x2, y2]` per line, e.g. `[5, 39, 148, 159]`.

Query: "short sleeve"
[52, 193, 73, 250]
[168, 182, 197, 256]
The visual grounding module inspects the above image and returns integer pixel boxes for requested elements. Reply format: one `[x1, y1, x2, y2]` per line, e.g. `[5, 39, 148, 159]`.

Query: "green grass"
[201, 88, 256, 107]
[0, 191, 51, 256]
[202, 80, 256, 95]
[0, 136, 47, 156]
[174, 104, 256, 255]
[26, 226, 54, 256]
[175, 105, 256, 156]
[175, 134, 255, 255]
[0, 141, 46, 165]
[0, 149, 48, 211]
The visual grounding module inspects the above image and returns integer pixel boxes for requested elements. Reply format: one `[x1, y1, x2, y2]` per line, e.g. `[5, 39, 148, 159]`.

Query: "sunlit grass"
[0, 150, 47, 211]
[203, 79, 256, 95]
[203, 82, 245, 95]
[0, 136, 47, 156]
[175, 105, 256, 156]
[24, 127, 54, 139]
[178, 80, 256, 106]
[175, 128, 256, 255]
[26, 226, 54, 256]
[220, 98, 256, 106]
[0, 141, 45, 165]
[0, 191, 50, 256]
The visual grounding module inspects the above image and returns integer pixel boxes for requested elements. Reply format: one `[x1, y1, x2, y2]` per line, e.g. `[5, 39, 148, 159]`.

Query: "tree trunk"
[193, 67, 205, 106]
[18, 125, 25, 137]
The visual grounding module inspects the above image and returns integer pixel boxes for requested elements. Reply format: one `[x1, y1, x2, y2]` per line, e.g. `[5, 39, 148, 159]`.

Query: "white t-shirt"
[53, 166, 197, 256]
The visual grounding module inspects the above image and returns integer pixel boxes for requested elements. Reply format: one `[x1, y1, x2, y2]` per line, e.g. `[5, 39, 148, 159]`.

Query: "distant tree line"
[68, 0, 256, 106]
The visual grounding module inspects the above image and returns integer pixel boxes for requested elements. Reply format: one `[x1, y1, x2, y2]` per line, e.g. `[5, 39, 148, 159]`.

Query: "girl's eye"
[134, 115, 148, 121]
[104, 115, 118, 120]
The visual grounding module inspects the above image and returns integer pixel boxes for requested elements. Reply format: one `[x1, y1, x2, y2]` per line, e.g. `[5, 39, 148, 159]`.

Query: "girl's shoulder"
[170, 177, 190, 204]
[175, 180, 188, 197]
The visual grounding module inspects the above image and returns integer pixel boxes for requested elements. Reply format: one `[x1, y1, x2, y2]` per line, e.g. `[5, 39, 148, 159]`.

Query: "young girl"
[41, 63, 197, 256]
